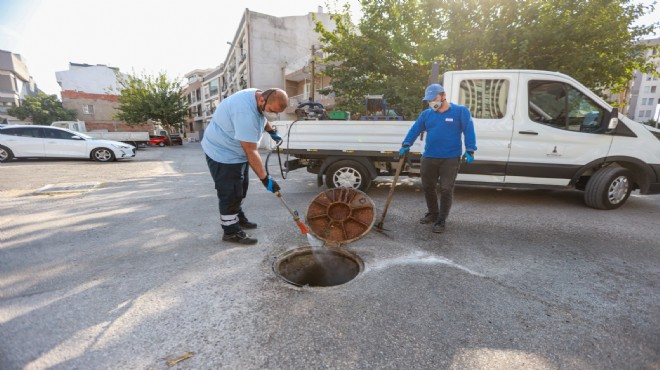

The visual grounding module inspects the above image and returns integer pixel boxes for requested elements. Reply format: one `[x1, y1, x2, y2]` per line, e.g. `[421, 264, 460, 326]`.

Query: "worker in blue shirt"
[202, 88, 286, 244]
[400, 83, 477, 233]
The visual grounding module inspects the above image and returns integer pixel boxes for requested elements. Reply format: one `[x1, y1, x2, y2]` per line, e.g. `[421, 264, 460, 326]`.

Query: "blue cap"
[423, 84, 445, 101]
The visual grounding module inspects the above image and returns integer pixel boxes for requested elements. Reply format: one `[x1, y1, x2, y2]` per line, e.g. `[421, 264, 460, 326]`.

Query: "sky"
[0, 0, 658, 98]
[0, 0, 361, 96]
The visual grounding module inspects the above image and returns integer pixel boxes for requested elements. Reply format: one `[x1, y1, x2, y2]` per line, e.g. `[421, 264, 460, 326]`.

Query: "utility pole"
[310, 45, 316, 102]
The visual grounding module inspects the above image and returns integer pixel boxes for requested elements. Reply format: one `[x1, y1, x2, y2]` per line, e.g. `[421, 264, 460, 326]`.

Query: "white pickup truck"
[275, 70, 660, 210]
[51, 120, 150, 148]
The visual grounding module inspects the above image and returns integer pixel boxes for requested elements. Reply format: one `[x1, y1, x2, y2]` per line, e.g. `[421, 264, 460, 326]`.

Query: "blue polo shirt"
[402, 103, 477, 158]
[201, 88, 266, 163]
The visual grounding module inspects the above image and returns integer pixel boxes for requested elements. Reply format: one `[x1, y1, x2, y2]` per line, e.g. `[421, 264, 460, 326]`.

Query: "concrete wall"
[56, 64, 125, 94]
[0, 50, 29, 82]
[247, 11, 335, 91]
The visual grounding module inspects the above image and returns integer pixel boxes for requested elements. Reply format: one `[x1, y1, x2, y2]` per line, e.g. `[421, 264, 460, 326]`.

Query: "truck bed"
[273, 120, 424, 154]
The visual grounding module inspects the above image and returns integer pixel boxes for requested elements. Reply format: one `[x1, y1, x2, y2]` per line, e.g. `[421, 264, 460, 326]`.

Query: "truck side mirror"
[603, 107, 619, 132]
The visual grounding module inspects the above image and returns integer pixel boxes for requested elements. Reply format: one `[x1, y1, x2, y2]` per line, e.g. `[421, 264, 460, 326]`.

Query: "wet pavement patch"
[34, 182, 101, 195]
[273, 246, 364, 287]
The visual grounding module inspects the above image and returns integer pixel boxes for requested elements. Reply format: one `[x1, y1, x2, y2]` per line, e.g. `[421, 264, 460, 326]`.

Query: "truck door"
[451, 72, 517, 184]
[506, 74, 613, 186]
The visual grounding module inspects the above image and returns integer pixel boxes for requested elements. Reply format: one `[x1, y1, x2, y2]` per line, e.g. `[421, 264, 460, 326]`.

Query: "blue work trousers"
[205, 155, 250, 234]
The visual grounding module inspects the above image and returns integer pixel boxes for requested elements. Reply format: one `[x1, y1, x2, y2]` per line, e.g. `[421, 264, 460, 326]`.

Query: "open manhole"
[273, 246, 364, 287]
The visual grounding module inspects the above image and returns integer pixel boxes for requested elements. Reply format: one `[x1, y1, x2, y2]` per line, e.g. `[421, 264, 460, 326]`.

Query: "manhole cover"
[273, 246, 364, 287]
[306, 188, 375, 244]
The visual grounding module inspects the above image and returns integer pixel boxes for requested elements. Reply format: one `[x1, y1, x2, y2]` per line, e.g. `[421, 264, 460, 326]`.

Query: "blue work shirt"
[402, 103, 477, 158]
[202, 88, 266, 163]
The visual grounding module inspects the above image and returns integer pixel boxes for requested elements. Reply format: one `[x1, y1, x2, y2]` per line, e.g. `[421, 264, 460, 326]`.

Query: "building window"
[649, 98, 655, 106]
[644, 86, 651, 93]
[82, 105, 95, 114]
[652, 86, 657, 93]
[209, 80, 219, 96]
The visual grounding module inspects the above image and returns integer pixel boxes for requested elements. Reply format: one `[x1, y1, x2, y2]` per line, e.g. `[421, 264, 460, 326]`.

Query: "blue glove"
[267, 129, 283, 145]
[261, 176, 281, 193]
[399, 144, 410, 156]
[462, 151, 474, 164]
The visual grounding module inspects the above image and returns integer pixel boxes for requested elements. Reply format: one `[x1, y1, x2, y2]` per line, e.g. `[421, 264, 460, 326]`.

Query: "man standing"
[400, 84, 477, 233]
[202, 88, 287, 244]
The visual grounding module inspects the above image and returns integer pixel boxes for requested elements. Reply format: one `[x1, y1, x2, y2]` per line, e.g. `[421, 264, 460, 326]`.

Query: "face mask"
[264, 111, 279, 122]
[429, 98, 446, 111]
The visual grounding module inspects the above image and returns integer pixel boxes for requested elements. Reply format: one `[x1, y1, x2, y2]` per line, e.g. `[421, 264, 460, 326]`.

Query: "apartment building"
[56, 63, 148, 132]
[0, 49, 41, 124]
[202, 67, 222, 126]
[627, 37, 660, 124]
[284, 47, 335, 114]
[183, 7, 337, 140]
[183, 68, 212, 141]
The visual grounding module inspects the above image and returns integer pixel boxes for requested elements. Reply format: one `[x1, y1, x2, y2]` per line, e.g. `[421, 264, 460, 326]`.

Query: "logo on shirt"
[445, 118, 454, 122]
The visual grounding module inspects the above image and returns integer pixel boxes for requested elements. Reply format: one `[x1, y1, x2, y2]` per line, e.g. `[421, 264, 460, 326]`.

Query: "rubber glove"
[261, 176, 281, 193]
[399, 144, 411, 156]
[462, 151, 474, 164]
[267, 129, 283, 146]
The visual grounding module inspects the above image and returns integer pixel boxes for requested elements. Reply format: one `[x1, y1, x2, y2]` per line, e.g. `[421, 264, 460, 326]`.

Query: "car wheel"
[158, 142, 165, 147]
[0, 145, 14, 162]
[91, 148, 115, 162]
[325, 160, 371, 191]
[584, 166, 632, 210]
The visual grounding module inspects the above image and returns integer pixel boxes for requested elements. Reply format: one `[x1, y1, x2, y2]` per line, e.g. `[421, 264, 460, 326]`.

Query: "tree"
[7, 92, 76, 124]
[115, 72, 188, 132]
[316, 0, 658, 118]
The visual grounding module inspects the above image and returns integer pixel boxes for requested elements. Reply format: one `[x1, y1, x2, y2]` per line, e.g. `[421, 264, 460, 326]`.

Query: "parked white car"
[0, 125, 136, 163]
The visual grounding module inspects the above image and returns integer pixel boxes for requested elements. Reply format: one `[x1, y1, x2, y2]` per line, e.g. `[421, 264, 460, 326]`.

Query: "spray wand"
[275, 191, 309, 234]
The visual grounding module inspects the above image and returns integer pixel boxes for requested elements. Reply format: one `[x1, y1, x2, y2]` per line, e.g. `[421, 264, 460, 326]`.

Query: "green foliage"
[115, 72, 188, 131]
[317, 0, 658, 118]
[7, 92, 76, 125]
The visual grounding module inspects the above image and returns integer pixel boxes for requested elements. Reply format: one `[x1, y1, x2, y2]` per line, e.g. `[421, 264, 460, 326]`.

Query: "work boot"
[239, 216, 257, 229]
[222, 230, 258, 245]
[432, 220, 446, 234]
[419, 213, 439, 224]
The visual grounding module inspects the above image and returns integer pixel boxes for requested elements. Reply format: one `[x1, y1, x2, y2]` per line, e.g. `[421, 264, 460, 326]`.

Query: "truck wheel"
[91, 148, 115, 162]
[325, 160, 371, 191]
[158, 142, 165, 147]
[584, 167, 632, 210]
[0, 145, 14, 162]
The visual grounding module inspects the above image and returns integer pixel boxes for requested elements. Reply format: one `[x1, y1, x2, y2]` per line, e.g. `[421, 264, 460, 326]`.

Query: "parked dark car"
[169, 134, 183, 145]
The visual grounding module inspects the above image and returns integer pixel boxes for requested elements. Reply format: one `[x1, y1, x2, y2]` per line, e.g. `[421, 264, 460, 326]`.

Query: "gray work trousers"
[420, 156, 461, 222]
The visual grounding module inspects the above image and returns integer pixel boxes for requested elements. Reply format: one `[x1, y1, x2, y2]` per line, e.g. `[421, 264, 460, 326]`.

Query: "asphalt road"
[1, 143, 659, 369]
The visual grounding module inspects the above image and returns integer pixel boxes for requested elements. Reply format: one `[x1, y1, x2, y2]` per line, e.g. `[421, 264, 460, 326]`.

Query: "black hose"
[265, 119, 300, 179]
